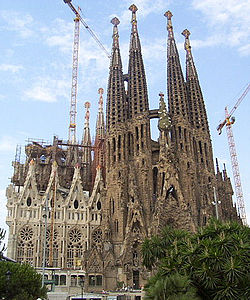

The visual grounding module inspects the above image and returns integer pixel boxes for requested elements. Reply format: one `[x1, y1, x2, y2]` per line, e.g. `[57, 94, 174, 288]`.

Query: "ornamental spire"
[82, 101, 91, 147]
[111, 17, 120, 50]
[182, 29, 209, 131]
[130, 4, 138, 32]
[164, 11, 189, 120]
[128, 4, 149, 116]
[164, 10, 174, 39]
[96, 88, 105, 140]
[106, 17, 126, 131]
[93, 88, 106, 181]
[110, 17, 122, 67]
[81, 101, 92, 189]
[182, 29, 198, 79]
[129, 4, 141, 50]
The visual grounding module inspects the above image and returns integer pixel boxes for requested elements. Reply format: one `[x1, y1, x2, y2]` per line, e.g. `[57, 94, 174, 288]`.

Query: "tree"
[144, 273, 201, 300]
[142, 220, 250, 300]
[0, 261, 47, 300]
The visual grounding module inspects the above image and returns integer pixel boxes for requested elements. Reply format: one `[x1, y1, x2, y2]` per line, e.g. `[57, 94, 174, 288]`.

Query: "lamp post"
[42, 192, 49, 287]
[79, 277, 84, 299]
[212, 187, 221, 220]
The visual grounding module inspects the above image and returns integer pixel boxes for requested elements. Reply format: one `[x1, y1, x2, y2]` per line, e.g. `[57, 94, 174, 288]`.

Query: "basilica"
[5, 4, 239, 294]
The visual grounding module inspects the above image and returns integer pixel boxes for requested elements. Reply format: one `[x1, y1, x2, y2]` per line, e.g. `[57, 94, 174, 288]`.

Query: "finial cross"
[164, 11, 173, 20]
[111, 17, 120, 26]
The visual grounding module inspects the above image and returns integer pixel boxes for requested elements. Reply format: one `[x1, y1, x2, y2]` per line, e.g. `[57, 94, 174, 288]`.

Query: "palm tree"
[144, 273, 201, 300]
[142, 220, 250, 300]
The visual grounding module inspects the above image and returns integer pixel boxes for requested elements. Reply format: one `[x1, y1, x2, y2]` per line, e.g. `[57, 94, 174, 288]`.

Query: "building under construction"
[5, 4, 241, 297]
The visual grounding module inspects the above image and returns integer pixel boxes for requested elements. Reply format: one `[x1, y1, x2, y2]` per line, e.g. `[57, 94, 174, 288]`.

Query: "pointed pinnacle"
[98, 88, 104, 106]
[129, 4, 138, 13]
[182, 29, 191, 52]
[164, 11, 174, 38]
[85, 101, 91, 109]
[98, 88, 104, 95]
[111, 17, 120, 26]
[182, 29, 190, 39]
[159, 92, 164, 98]
[164, 10, 173, 20]
[84, 102, 90, 121]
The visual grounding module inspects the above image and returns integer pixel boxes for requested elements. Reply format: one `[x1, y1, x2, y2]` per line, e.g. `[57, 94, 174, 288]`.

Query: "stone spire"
[165, 11, 189, 120]
[82, 102, 92, 163]
[182, 29, 209, 131]
[128, 4, 149, 117]
[93, 88, 106, 180]
[106, 17, 126, 131]
[95, 88, 105, 140]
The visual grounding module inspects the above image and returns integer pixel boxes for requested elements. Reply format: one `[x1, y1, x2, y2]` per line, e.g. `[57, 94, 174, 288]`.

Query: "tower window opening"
[161, 172, 165, 196]
[118, 135, 121, 148]
[153, 167, 158, 196]
[199, 141, 203, 154]
[115, 219, 119, 233]
[141, 124, 144, 138]
[184, 128, 187, 142]
[136, 127, 139, 140]
[178, 126, 181, 139]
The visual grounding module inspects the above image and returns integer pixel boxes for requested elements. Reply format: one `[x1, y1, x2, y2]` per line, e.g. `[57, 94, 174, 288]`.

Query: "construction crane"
[63, 0, 111, 59]
[67, 5, 80, 144]
[217, 83, 250, 225]
[64, 0, 110, 144]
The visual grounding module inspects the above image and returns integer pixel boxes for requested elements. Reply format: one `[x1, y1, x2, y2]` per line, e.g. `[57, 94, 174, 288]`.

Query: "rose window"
[20, 227, 33, 241]
[92, 229, 102, 244]
[46, 229, 58, 241]
[69, 228, 82, 243]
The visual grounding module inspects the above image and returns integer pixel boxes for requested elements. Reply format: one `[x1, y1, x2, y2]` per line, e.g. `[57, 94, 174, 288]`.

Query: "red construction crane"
[217, 83, 250, 225]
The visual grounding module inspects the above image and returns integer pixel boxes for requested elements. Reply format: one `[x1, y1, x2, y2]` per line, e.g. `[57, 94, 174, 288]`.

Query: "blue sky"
[0, 0, 250, 244]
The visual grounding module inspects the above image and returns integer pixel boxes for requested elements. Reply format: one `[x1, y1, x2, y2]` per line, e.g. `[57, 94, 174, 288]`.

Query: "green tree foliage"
[144, 272, 201, 300]
[142, 220, 250, 300]
[0, 261, 47, 300]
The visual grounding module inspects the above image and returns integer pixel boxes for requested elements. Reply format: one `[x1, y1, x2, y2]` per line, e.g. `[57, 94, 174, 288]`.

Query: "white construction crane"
[68, 7, 80, 144]
[63, 0, 110, 144]
[63, 0, 111, 59]
[217, 83, 250, 225]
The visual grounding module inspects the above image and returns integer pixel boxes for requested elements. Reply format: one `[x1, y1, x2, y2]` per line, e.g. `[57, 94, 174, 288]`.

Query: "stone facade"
[6, 5, 240, 294]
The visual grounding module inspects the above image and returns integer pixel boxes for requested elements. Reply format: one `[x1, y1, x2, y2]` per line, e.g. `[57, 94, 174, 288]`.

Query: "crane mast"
[225, 107, 247, 225]
[217, 83, 249, 225]
[68, 11, 80, 144]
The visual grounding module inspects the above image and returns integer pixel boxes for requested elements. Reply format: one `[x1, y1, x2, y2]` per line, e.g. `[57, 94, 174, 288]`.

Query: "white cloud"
[23, 77, 70, 103]
[0, 94, 6, 101]
[239, 44, 250, 56]
[0, 136, 17, 152]
[0, 64, 23, 73]
[191, 0, 250, 55]
[41, 18, 73, 53]
[0, 10, 34, 38]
